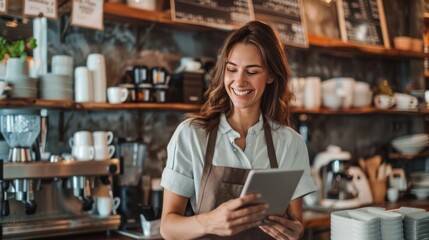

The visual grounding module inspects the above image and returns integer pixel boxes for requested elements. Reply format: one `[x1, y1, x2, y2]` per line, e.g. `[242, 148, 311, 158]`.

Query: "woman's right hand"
[196, 193, 268, 236]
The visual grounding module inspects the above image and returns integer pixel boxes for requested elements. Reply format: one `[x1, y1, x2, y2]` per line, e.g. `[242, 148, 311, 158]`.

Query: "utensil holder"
[371, 179, 387, 203]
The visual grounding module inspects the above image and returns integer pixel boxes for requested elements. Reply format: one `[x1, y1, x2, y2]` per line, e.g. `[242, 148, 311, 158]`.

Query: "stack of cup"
[74, 66, 94, 102]
[70, 131, 94, 161]
[93, 131, 115, 160]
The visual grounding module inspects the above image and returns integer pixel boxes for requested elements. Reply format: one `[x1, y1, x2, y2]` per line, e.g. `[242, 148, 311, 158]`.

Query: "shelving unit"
[0, 99, 428, 115]
[103, 3, 428, 60]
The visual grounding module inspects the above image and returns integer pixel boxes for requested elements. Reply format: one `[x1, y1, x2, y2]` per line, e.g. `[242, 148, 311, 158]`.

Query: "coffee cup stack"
[70, 131, 95, 161]
[93, 131, 115, 161]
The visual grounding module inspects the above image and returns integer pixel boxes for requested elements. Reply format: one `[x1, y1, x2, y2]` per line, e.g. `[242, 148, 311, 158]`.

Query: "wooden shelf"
[103, 3, 428, 59]
[1, 99, 428, 115]
[0, 99, 201, 111]
[308, 34, 428, 59]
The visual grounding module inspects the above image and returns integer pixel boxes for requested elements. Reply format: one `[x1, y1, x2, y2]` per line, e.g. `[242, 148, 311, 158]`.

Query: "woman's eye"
[226, 68, 237, 72]
[247, 71, 257, 75]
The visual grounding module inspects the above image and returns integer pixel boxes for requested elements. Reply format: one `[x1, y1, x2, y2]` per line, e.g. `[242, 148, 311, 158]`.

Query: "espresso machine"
[0, 109, 121, 239]
[311, 145, 373, 209]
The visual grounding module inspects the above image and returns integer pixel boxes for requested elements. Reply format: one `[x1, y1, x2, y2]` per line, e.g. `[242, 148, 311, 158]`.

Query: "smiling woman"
[160, 20, 317, 240]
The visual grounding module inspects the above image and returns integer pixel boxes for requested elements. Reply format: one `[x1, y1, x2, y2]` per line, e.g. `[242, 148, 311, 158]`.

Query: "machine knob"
[107, 164, 118, 174]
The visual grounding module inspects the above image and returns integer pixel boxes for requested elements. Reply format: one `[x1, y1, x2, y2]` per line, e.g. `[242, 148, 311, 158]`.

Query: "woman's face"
[224, 43, 271, 112]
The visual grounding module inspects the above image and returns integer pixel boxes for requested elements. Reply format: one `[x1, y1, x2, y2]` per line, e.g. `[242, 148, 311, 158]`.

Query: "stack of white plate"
[8, 76, 38, 98]
[391, 133, 429, 154]
[39, 73, 73, 100]
[364, 208, 404, 240]
[410, 172, 429, 200]
[331, 210, 381, 240]
[403, 211, 429, 240]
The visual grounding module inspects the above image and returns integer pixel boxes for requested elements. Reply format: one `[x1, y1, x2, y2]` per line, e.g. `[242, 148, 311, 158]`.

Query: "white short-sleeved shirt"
[161, 113, 317, 211]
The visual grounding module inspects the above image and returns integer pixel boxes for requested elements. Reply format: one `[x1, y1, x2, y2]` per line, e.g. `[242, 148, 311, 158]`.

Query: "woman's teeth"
[233, 88, 251, 96]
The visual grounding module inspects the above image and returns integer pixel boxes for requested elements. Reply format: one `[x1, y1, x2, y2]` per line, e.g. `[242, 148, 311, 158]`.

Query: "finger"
[286, 205, 296, 220]
[264, 218, 301, 238]
[228, 208, 266, 226]
[259, 225, 288, 240]
[225, 193, 262, 210]
[230, 203, 268, 220]
[223, 219, 261, 236]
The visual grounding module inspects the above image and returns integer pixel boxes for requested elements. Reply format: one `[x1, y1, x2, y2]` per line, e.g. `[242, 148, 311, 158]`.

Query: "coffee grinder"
[0, 109, 40, 214]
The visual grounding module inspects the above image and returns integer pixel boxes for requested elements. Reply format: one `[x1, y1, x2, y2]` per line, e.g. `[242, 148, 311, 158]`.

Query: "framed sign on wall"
[337, 0, 390, 48]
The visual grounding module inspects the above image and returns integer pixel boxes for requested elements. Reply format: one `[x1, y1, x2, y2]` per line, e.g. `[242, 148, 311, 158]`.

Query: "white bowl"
[411, 189, 429, 200]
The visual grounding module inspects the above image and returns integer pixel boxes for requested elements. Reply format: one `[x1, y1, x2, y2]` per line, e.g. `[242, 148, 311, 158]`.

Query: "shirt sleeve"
[161, 121, 195, 198]
[290, 135, 318, 200]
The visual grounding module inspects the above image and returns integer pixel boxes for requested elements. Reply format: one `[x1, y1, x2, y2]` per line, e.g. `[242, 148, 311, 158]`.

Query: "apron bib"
[196, 118, 278, 240]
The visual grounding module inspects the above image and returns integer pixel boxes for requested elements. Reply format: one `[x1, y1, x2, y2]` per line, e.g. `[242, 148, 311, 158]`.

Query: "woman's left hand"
[259, 206, 304, 240]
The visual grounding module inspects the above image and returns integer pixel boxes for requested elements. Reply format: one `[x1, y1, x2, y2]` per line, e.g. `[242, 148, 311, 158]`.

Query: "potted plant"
[0, 36, 37, 80]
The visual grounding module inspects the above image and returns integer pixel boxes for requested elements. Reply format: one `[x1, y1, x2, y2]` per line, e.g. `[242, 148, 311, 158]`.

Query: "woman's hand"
[259, 205, 304, 240]
[196, 193, 268, 236]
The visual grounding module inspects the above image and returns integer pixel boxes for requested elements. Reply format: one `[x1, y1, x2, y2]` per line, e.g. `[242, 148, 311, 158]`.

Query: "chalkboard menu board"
[171, 0, 253, 30]
[337, 0, 390, 47]
[252, 0, 308, 48]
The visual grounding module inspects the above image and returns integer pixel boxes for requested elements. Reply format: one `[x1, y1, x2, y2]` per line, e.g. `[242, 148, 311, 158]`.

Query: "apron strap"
[196, 125, 218, 213]
[263, 117, 278, 169]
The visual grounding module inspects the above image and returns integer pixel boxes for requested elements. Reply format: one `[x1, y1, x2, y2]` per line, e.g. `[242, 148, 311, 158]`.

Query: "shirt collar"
[219, 113, 265, 135]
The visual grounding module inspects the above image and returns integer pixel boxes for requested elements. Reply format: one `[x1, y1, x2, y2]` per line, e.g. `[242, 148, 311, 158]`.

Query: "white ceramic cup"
[304, 76, 321, 110]
[52, 55, 73, 76]
[323, 94, 343, 109]
[94, 145, 115, 160]
[374, 94, 395, 109]
[92, 131, 114, 146]
[72, 145, 95, 161]
[74, 66, 94, 102]
[69, 131, 93, 147]
[107, 87, 128, 104]
[97, 196, 120, 217]
[394, 93, 418, 110]
[87, 53, 107, 103]
[387, 187, 399, 203]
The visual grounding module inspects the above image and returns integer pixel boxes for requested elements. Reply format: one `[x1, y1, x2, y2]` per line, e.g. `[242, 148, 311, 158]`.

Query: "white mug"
[74, 66, 94, 102]
[69, 131, 93, 147]
[374, 94, 395, 109]
[94, 145, 115, 160]
[97, 196, 120, 217]
[394, 93, 418, 110]
[387, 187, 399, 203]
[107, 87, 128, 104]
[92, 131, 114, 146]
[72, 145, 95, 161]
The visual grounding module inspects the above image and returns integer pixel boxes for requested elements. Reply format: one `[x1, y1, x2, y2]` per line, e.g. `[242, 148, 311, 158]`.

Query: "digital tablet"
[240, 169, 304, 215]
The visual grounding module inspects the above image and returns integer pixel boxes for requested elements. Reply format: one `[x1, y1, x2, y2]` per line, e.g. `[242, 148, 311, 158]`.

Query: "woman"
[160, 20, 317, 239]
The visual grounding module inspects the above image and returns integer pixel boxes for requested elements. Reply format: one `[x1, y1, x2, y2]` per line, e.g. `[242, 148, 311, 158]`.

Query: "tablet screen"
[240, 169, 304, 215]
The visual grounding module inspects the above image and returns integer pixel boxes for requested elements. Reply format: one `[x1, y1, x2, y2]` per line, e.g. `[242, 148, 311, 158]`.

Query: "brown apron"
[196, 119, 278, 240]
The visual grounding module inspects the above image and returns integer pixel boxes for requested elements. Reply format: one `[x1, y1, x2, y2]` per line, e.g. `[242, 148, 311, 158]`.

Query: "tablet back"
[240, 169, 304, 215]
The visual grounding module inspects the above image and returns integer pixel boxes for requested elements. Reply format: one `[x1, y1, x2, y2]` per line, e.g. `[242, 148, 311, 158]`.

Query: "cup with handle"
[94, 145, 115, 160]
[93, 131, 114, 146]
[374, 94, 395, 109]
[69, 131, 93, 147]
[97, 196, 121, 217]
[72, 145, 95, 161]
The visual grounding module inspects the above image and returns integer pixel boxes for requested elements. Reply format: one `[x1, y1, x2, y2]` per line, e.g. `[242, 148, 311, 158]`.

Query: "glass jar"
[138, 83, 153, 102]
[154, 85, 168, 103]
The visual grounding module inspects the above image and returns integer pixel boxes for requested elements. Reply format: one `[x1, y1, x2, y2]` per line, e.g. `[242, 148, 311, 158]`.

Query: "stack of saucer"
[9, 77, 38, 98]
[403, 211, 429, 240]
[364, 208, 403, 240]
[331, 210, 381, 240]
[39, 73, 73, 100]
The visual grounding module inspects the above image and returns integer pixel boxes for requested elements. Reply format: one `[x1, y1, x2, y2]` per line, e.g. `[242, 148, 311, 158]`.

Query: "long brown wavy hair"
[186, 20, 293, 134]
